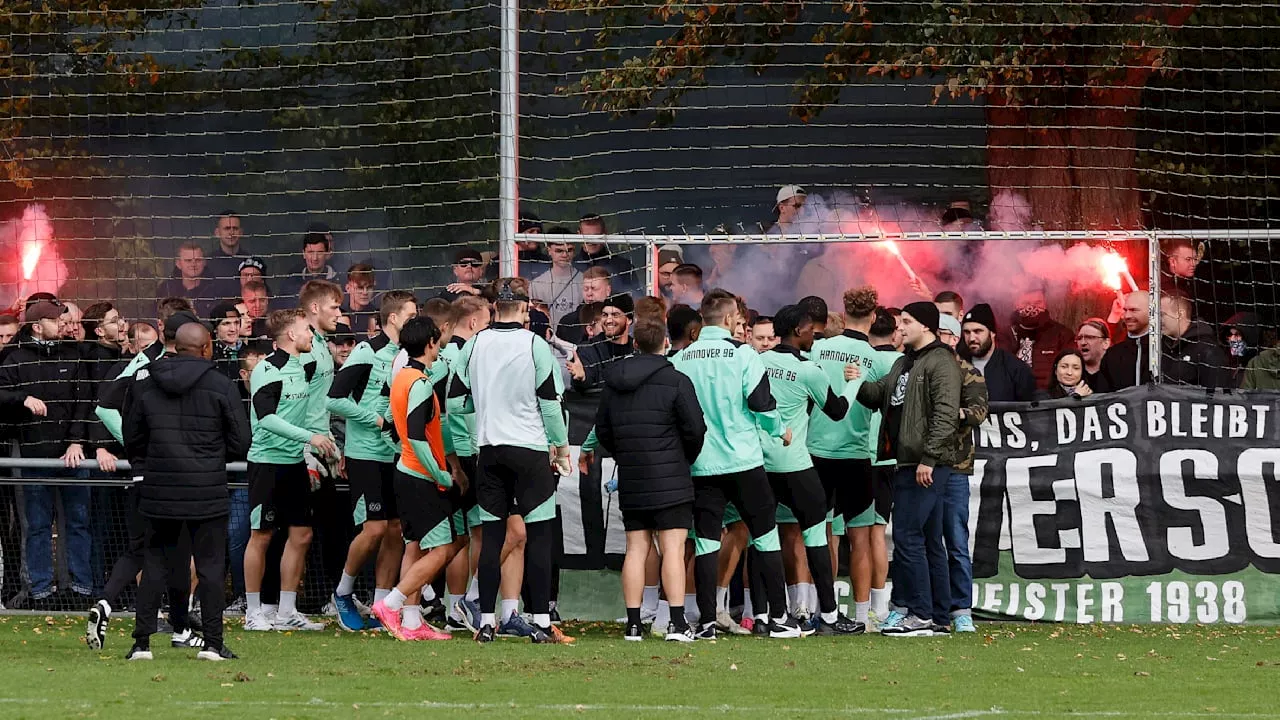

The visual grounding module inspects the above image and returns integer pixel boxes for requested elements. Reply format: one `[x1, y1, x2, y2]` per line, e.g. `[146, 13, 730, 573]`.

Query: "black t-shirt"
[884, 369, 910, 461]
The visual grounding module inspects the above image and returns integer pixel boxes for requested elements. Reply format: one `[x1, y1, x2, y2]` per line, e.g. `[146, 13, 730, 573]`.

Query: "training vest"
[390, 362, 448, 487]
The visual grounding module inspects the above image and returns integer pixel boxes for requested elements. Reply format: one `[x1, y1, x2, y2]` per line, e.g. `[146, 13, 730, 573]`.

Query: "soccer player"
[760, 304, 863, 635]
[670, 290, 803, 639]
[328, 291, 418, 631]
[369, 316, 462, 640]
[809, 286, 896, 629]
[448, 278, 573, 644]
[243, 309, 338, 631]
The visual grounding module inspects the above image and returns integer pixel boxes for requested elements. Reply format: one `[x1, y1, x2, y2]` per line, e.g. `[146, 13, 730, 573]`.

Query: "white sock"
[822, 610, 838, 624]
[715, 586, 730, 614]
[501, 598, 519, 621]
[480, 612, 496, 628]
[870, 586, 889, 616]
[374, 588, 391, 604]
[642, 586, 660, 616]
[279, 591, 298, 617]
[446, 592, 461, 617]
[786, 584, 799, 612]
[533, 613, 551, 628]
[549, 600, 558, 611]
[401, 605, 422, 630]
[336, 572, 357, 597]
[188, 595, 196, 611]
[742, 591, 754, 619]
[655, 599, 671, 628]
[422, 584, 437, 602]
[804, 583, 819, 613]
[684, 594, 698, 625]
[466, 575, 480, 602]
[263, 603, 278, 616]
[384, 588, 407, 611]
[855, 600, 870, 625]
[246, 593, 261, 614]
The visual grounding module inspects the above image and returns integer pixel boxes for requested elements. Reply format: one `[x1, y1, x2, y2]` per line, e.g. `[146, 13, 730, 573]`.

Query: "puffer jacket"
[595, 353, 706, 512]
[857, 340, 962, 468]
[0, 330, 88, 457]
[124, 354, 250, 520]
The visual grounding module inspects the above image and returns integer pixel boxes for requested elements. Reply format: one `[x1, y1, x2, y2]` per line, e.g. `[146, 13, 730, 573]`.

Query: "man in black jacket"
[123, 322, 251, 661]
[959, 304, 1036, 402]
[1160, 292, 1230, 388]
[570, 293, 636, 393]
[1097, 291, 1152, 392]
[0, 299, 93, 608]
[596, 317, 706, 642]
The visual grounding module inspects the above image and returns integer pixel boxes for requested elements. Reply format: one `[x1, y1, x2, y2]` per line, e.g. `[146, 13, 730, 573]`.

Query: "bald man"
[124, 320, 250, 661]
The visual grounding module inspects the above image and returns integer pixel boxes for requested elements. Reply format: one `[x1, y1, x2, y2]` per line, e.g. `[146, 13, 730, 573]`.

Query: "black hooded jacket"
[595, 353, 706, 512]
[0, 330, 88, 457]
[124, 354, 250, 520]
[1162, 321, 1231, 389]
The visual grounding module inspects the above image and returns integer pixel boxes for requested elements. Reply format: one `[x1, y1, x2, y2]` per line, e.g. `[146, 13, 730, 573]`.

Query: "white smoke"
[0, 205, 69, 307]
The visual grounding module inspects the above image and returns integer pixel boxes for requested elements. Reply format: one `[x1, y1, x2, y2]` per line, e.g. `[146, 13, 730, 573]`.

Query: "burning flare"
[881, 240, 920, 284]
[20, 240, 42, 282]
[1099, 251, 1138, 292]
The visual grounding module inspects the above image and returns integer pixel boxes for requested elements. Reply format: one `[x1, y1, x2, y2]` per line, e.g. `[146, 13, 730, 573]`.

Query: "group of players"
[98, 272, 940, 650]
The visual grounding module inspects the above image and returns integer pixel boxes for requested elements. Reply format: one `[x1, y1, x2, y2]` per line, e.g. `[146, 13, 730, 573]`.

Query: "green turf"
[0, 615, 1277, 719]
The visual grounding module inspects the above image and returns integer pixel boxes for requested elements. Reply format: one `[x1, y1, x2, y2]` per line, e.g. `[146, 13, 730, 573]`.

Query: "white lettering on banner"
[976, 580, 1245, 624]
[1147, 401, 1271, 440]
[1057, 404, 1129, 446]
[1160, 450, 1230, 562]
[1004, 455, 1066, 565]
[1075, 448, 1148, 563]
[1237, 448, 1280, 559]
[979, 412, 1027, 450]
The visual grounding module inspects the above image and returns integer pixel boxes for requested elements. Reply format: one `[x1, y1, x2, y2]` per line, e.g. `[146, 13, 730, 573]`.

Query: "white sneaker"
[262, 604, 279, 625]
[243, 610, 274, 631]
[352, 596, 372, 617]
[272, 610, 326, 631]
[321, 600, 338, 617]
[171, 628, 206, 648]
[665, 626, 696, 643]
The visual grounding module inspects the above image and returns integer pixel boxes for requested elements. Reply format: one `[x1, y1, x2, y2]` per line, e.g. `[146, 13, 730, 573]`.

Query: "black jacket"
[78, 342, 124, 453]
[124, 354, 250, 520]
[0, 332, 88, 457]
[973, 348, 1037, 402]
[212, 341, 241, 383]
[1162, 321, 1231, 389]
[574, 333, 636, 393]
[1097, 335, 1152, 392]
[595, 353, 706, 512]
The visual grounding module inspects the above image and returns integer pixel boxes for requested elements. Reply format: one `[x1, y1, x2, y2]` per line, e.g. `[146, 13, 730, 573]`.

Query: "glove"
[604, 475, 618, 493]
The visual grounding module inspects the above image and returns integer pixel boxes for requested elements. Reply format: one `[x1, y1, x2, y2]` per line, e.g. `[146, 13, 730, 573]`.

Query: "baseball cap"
[938, 313, 962, 337]
[24, 299, 66, 324]
[238, 257, 266, 274]
[657, 244, 683, 268]
[453, 248, 484, 265]
[776, 184, 806, 206]
[163, 311, 202, 339]
[208, 301, 241, 325]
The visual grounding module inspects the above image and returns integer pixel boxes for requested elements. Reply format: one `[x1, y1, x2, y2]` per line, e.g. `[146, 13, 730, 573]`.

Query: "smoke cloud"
[0, 205, 69, 307]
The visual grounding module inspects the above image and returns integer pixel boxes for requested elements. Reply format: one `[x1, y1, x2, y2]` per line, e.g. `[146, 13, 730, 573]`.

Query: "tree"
[547, 1, 1274, 231]
[0, 1, 201, 204]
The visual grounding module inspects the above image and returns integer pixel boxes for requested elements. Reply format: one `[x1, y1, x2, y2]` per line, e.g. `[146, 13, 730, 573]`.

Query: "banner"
[972, 385, 1280, 624]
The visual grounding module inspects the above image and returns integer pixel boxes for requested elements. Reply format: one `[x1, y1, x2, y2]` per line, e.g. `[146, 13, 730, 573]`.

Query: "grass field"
[0, 615, 1277, 719]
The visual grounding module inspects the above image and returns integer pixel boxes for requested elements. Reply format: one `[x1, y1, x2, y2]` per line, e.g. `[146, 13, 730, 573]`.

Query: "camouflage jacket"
[954, 355, 989, 475]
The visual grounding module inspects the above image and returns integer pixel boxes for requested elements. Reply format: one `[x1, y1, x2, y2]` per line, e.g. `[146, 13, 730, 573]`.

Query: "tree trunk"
[987, 94, 1141, 231]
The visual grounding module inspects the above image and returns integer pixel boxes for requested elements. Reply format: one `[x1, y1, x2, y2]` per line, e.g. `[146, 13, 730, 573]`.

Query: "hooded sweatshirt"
[1242, 348, 1280, 391]
[124, 355, 250, 519]
[1162, 321, 1231, 389]
[595, 353, 706, 512]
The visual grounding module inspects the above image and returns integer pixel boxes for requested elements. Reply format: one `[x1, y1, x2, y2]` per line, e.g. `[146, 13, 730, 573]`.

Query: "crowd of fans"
[0, 190, 1268, 645]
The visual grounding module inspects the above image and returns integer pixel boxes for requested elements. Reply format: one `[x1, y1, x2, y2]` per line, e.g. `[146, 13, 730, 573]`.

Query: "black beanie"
[604, 293, 635, 316]
[962, 303, 998, 334]
[903, 301, 940, 335]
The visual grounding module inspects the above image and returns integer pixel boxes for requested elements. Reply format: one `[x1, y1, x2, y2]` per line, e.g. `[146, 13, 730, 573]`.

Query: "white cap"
[776, 184, 806, 206]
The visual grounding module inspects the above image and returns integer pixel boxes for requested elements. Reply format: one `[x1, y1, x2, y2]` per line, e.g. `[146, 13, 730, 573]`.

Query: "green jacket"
[300, 329, 335, 435]
[248, 349, 314, 464]
[671, 325, 783, 477]
[438, 337, 477, 457]
[1242, 348, 1280, 391]
[856, 340, 962, 469]
[327, 332, 398, 462]
[953, 355, 989, 475]
[808, 329, 895, 460]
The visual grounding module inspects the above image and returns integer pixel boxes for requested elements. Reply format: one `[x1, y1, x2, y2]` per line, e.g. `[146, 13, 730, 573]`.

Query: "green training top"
[248, 349, 314, 464]
[670, 325, 782, 477]
[760, 344, 849, 473]
[438, 337, 477, 458]
[808, 329, 895, 460]
[300, 328, 335, 435]
[327, 332, 398, 462]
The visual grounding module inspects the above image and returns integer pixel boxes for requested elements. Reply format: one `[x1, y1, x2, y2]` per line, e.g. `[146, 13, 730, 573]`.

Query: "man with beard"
[656, 246, 683, 304]
[1096, 291, 1151, 392]
[997, 288, 1074, 390]
[959, 304, 1035, 402]
[1074, 318, 1111, 390]
[570, 294, 635, 392]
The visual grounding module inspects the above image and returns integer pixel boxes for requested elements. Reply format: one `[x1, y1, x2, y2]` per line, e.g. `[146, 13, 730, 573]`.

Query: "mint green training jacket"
[760, 344, 849, 473]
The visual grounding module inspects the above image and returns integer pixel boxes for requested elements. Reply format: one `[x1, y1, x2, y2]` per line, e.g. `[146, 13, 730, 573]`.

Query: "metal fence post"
[498, 0, 520, 278]
[1148, 231, 1162, 383]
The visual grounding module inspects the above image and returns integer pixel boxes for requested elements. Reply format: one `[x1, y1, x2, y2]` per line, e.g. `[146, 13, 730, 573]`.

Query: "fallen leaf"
[1135, 671, 1151, 677]
[152, 675, 165, 682]
[729, 663, 738, 671]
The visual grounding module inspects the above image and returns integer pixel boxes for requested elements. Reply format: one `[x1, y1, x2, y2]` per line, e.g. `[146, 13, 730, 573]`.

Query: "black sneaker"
[474, 624, 496, 644]
[421, 597, 445, 622]
[624, 622, 644, 641]
[694, 622, 717, 641]
[197, 645, 238, 662]
[126, 644, 153, 661]
[85, 599, 110, 650]
[932, 621, 952, 635]
[171, 628, 206, 649]
[548, 606, 563, 625]
[751, 617, 770, 636]
[813, 614, 866, 636]
[665, 626, 696, 643]
[768, 615, 816, 639]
